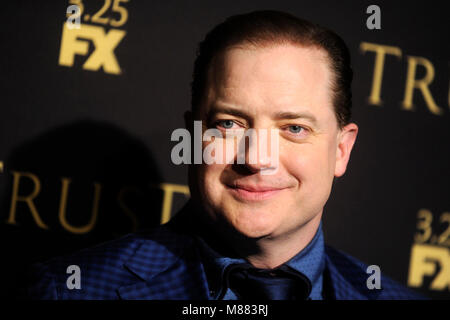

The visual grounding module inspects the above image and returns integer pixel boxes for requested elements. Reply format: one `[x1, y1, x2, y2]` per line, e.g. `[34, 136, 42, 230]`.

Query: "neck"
[237, 214, 323, 269]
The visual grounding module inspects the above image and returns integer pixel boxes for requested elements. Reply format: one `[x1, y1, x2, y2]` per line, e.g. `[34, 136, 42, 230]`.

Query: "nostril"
[230, 162, 261, 175]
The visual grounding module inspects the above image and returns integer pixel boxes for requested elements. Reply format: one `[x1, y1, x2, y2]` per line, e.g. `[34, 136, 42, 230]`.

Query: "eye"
[282, 125, 310, 139]
[287, 125, 304, 134]
[216, 120, 238, 129]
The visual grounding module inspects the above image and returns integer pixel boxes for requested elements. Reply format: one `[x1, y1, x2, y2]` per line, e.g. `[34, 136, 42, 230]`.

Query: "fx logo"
[408, 244, 450, 290]
[66, 265, 81, 290]
[59, 23, 126, 75]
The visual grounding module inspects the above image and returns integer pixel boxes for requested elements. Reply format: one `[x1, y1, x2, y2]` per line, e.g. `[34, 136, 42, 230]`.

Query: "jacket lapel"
[117, 226, 209, 300]
[325, 246, 383, 300]
[325, 255, 367, 300]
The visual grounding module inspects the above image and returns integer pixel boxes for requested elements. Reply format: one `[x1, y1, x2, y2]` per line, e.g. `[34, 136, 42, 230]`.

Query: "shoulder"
[27, 225, 196, 300]
[324, 245, 427, 300]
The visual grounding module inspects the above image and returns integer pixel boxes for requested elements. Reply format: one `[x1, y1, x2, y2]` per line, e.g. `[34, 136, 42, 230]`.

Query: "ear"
[334, 122, 358, 177]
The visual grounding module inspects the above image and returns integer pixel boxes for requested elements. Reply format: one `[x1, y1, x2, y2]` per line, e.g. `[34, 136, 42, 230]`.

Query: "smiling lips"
[227, 183, 287, 201]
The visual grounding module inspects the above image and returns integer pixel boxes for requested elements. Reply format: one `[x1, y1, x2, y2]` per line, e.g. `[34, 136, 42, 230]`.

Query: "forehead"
[203, 44, 334, 121]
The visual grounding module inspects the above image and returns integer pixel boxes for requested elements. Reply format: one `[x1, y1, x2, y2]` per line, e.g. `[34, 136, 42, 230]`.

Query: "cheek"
[281, 142, 335, 186]
[200, 163, 227, 199]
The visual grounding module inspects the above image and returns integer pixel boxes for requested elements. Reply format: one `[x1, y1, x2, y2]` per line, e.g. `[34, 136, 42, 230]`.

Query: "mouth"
[225, 183, 286, 202]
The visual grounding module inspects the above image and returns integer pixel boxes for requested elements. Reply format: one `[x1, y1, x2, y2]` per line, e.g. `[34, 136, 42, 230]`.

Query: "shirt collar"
[195, 222, 326, 300]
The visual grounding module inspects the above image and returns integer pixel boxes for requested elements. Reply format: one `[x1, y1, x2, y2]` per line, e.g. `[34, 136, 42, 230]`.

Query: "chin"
[226, 208, 281, 239]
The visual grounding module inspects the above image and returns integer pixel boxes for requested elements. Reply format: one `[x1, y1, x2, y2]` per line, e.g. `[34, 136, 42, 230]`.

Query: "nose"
[238, 128, 279, 174]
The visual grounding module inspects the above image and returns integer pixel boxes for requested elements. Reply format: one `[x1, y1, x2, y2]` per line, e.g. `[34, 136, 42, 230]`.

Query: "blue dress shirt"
[195, 221, 326, 300]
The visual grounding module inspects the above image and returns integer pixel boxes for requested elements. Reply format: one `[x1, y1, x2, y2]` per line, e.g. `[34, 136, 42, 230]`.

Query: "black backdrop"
[0, 0, 448, 299]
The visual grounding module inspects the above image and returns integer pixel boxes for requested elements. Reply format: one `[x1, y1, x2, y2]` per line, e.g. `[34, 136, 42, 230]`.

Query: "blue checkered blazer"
[28, 207, 424, 300]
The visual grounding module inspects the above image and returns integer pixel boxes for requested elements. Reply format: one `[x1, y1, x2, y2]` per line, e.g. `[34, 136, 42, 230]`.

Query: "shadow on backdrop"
[0, 119, 163, 298]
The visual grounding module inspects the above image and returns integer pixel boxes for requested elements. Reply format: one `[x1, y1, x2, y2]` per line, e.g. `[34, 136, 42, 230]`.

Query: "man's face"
[190, 43, 357, 241]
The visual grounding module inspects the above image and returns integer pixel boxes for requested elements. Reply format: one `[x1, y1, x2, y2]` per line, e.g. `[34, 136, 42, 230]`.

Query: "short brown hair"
[191, 10, 353, 128]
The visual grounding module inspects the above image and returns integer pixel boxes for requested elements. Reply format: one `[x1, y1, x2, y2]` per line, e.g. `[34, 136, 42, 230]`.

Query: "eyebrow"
[206, 103, 318, 125]
[206, 105, 250, 123]
[272, 111, 318, 124]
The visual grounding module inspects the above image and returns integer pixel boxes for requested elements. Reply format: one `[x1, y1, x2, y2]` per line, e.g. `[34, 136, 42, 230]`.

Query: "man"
[28, 10, 423, 300]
